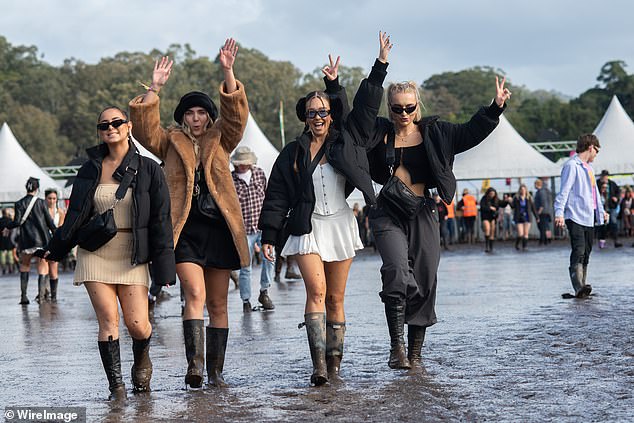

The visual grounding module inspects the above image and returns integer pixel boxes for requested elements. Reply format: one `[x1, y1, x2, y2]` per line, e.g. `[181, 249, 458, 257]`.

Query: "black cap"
[173, 91, 218, 124]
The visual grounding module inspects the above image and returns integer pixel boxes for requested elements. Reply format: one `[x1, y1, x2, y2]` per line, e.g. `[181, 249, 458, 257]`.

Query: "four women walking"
[13, 33, 517, 398]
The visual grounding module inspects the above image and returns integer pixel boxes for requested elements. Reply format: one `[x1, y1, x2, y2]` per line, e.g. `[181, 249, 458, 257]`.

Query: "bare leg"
[177, 263, 206, 320]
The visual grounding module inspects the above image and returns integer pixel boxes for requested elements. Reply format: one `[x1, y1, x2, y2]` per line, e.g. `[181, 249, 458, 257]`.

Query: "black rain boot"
[384, 299, 411, 369]
[407, 325, 427, 371]
[582, 265, 592, 296]
[515, 237, 521, 250]
[484, 239, 490, 252]
[326, 321, 345, 383]
[131, 334, 152, 392]
[36, 274, 47, 303]
[49, 278, 58, 303]
[19, 272, 29, 305]
[489, 239, 494, 252]
[206, 327, 229, 387]
[569, 264, 590, 298]
[98, 337, 127, 401]
[522, 237, 528, 251]
[303, 313, 328, 386]
[183, 320, 205, 388]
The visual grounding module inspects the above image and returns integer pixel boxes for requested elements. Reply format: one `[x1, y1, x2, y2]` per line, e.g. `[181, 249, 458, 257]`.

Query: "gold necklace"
[395, 128, 417, 143]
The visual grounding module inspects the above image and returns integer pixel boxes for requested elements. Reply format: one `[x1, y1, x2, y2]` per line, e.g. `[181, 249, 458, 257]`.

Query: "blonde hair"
[387, 81, 425, 122]
[171, 111, 214, 142]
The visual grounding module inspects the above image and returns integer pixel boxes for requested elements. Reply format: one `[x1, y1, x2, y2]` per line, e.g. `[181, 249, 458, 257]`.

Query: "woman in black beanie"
[130, 38, 250, 388]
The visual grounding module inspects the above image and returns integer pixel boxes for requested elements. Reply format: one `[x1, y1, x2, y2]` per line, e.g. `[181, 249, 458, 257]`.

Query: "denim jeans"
[239, 232, 273, 301]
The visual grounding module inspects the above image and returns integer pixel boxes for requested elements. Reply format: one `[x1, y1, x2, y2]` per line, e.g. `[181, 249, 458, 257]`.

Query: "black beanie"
[173, 91, 218, 124]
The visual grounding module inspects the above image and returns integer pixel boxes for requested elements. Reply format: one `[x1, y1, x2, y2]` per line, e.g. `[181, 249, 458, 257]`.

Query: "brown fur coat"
[129, 81, 250, 267]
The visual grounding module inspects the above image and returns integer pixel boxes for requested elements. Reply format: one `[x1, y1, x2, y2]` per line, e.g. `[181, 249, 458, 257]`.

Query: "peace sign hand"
[495, 76, 511, 107]
[151, 56, 173, 90]
[378, 31, 393, 63]
[219, 38, 239, 70]
[322, 54, 341, 81]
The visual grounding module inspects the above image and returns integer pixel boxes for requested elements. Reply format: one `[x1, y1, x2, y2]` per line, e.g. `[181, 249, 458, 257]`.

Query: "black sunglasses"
[97, 119, 128, 131]
[305, 109, 330, 119]
[390, 104, 417, 115]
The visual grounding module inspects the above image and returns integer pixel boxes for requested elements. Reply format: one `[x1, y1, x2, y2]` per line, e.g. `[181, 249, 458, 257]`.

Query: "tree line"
[1, 35, 632, 166]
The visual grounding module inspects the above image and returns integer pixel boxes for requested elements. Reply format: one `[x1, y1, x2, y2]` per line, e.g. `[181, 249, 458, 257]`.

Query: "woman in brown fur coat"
[129, 38, 249, 388]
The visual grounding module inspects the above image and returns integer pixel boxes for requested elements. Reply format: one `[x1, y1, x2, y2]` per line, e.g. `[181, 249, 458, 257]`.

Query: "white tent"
[233, 113, 279, 176]
[453, 114, 561, 180]
[592, 95, 634, 174]
[0, 123, 61, 203]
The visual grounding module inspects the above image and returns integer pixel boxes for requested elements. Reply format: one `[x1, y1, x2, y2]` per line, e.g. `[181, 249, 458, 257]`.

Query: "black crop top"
[374, 140, 435, 186]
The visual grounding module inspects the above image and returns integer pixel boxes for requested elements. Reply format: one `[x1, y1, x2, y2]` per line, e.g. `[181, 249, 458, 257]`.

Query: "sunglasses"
[97, 119, 128, 131]
[305, 109, 330, 119]
[390, 104, 417, 115]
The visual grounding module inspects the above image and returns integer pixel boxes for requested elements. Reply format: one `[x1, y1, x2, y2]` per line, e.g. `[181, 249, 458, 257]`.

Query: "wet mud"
[1, 240, 633, 422]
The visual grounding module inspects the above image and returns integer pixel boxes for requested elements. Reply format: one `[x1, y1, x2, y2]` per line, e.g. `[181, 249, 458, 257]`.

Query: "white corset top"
[312, 162, 347, 216]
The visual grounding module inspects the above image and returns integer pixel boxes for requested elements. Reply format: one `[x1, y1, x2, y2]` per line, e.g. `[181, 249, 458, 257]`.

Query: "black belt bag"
[378, 128, 425, 218]
[76, 155, 139, 252]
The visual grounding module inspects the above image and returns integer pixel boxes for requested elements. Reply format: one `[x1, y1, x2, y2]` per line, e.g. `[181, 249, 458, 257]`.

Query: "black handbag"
[76, 155, 139, 251]
[378, 129, 425, 219]
[194, 166, 222, 220]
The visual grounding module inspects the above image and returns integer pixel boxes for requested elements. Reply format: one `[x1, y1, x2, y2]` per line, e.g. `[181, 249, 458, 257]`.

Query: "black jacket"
[480, 195, 508, 221]
[511, 196, 538, 223]
[4, 194, 56, 250]
[258, 60, 388, 246]
[46, 141, 176, 286]
[366, 103, 505, 204]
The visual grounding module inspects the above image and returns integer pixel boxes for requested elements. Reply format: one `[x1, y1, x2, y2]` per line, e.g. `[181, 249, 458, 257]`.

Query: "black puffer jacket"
[46, 141, 176, 286]
[4, 194, 56, 250]
[258, 60, 388, 246]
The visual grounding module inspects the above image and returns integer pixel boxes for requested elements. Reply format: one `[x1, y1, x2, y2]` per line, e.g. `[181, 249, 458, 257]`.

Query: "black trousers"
[565, 219, 593, 267]
[538, 213, 551, 242]
[370, 199, 440, 327]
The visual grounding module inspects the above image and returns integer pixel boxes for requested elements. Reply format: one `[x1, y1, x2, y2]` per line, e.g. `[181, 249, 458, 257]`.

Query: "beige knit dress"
[73, 185, 150, 287]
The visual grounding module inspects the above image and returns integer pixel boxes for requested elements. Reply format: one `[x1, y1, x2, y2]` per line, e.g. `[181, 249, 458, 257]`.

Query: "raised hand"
[151, 56, 173, 90]
[219, 38, 238, 70]
[321, 54, 340, 81]
[495, 76, 511, 107]
[378, 31, 393, 63]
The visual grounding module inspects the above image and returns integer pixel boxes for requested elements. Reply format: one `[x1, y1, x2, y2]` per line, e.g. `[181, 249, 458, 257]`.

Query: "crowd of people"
[0, 32, 632, 403]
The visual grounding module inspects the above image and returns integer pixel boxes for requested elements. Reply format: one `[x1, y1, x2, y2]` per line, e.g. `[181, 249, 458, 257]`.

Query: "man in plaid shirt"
[231, 147, 275, 312]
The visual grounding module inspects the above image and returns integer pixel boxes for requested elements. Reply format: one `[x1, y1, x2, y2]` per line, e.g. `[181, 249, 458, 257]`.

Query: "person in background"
[445, 197, 456, 245]
[479, 187, 506, 253]
[0, 208, 17, 275]
[231, 146, 275, 312]
[1, 177, 56, 305]
[130, 39, 249, 388]
[597, 170, 622, 248]
[457, 188, 477, 244]
[534, 178, 553, 245]
[44, 188, 65, 302]
[501, 193, 514, 241]
[434, 194, 450, 250]
[511, 184, 538, 251]
[554, 134, 607, 298]
[619, 187, 633, 238]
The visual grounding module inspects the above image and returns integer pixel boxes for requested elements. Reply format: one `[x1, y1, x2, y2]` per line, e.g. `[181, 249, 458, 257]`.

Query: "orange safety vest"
[462, 195, 477, 217]
[445, 199, 455, 219]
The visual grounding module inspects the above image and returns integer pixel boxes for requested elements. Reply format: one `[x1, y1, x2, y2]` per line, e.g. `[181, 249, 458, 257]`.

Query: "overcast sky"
[2, 0, 633, 98]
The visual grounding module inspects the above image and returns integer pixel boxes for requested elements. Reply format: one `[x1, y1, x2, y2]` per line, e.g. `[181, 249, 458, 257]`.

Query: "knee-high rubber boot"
[326, 321, 345, 383]
[515, 237, 521, 250]
[49, 278, 58, 303]
[183, 320, 205, 388]
[522, 237, 528, 250]
[131, 334, 152, 392]
[489, 239, 494, 252]
[206, 327, 229, 387]
[304, 313, 328, 386]
[407, 325, 427, 369]
[19, 272, 29, 305]
[569, 264, 591, 298]
[484, 239, 490, 252]
[98, 337, 127, 401]
[36, 274, 47, 303]
[384, 299, 411, 369]
[582, 265, 592, 296]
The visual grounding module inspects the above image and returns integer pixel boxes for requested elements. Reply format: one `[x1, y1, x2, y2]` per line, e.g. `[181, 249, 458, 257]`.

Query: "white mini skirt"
[282, 206, 364, 262]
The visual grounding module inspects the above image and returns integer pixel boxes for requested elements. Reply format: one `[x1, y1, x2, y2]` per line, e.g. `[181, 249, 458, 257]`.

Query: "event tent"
[0, 123, 61, 203]
[453, 114, 561, 180]
[233, 113, 279, 176]
[591, 95, 634, 174]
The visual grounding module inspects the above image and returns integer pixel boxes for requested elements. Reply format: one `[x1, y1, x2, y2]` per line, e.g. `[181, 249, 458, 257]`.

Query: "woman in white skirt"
[259, 33, 392, 385]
